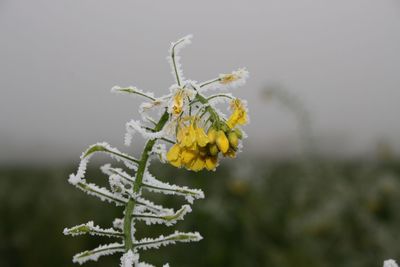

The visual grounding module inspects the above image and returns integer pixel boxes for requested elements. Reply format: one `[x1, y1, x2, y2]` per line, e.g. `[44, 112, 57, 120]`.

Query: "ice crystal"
[385, 260, 399, 267]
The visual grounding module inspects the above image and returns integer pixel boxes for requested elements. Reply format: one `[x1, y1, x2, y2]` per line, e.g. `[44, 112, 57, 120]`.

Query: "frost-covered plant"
[63, 35, 249, 266]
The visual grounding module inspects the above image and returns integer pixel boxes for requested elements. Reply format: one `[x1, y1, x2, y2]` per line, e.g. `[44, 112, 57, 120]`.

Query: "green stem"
[123, 110, 170, 251]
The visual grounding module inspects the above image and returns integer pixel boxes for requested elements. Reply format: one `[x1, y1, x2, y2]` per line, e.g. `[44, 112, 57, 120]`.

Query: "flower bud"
[234, 128, 243, 139]
[207, 128, 217, 143]
[216, 130, 229, 153]
[228, 131, 239, 148]
[208, 143, 219, 156]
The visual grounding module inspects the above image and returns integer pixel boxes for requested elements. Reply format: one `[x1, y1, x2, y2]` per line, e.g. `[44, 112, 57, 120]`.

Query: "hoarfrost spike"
[132, 204, 192, 226]
[134, 231, 202, 251]
[72, 242, 125, 265]
[63, 221, 123, 238]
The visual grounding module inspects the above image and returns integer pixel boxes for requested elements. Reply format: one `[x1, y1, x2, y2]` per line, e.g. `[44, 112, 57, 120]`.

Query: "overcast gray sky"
[1, 0, 400, 165]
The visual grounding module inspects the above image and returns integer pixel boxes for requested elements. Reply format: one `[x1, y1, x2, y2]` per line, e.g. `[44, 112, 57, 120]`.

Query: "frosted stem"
[123, 110, 170, 251]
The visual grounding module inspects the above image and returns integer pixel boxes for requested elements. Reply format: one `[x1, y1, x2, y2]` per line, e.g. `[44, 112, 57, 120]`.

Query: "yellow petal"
[196, 127, 209, 147]
[216, 131, 229, 153]
[181, 149, 196, 164]
[205, 156, 218, 171]
[190, 156, 205, 172]
[169, 157, 182, 168]
[166, 144, 181, 162]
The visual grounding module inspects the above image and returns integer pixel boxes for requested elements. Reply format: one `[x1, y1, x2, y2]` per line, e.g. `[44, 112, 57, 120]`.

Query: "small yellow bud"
[216, 130, 229, 153]
[228, 132, 239, 148]
[205, 156, 218, 171]
[208, 143, 219, 156]
[207, 128, 217, 143]
[223, 148, 236, 158]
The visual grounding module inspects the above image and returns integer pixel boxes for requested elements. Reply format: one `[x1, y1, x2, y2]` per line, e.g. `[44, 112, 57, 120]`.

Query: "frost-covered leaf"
[143, 171, 204, 204]
[101, 165, 204, 204]
[63, 221, 123, 238]
[134, 231, 202, 250]
[73, 242, 124, 265]
[73, 180, 128, 206]
[133, 204, 192, 226]
[135, 197, 173, 215]
[68, 142, 138, 186]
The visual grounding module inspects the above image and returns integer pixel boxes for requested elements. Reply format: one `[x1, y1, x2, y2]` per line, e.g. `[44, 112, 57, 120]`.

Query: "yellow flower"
[227, 99, 247, 129]
[167, 118, 212, 171]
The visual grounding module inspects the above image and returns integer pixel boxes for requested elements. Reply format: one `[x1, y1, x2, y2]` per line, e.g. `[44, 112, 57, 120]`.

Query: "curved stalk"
[123, 110, 170, 251]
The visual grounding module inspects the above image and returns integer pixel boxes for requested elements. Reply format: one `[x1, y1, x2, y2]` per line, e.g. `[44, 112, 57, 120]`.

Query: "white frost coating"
[151, 144, 167, 163]
[120, 250, 139, 267]
[134, 231, 202, 251]
[113, 218, 124, 230]
[133, 205, 192, 226]
[111, 86, 155, 100]
[143, 171, 204, 204]
[73, 242, 125, 265]
[125, 120, 166, 146]
[74, 180, 128, 206]
[63, 221, 123, 238]
[384, 260, 399, 267]
[168, 34, 193, 85]
[135, 197, 174, 215]
[102, 165, 204, 203]
[68, 142, 138, 185]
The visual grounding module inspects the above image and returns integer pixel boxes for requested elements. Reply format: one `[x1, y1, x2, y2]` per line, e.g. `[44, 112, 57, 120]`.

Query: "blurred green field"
[1, 158, 400, 267]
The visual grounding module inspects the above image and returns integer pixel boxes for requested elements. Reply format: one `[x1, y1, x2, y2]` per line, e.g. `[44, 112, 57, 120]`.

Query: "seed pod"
[208, 143, 219, 156]
[216, 130, 229, 153]
[228, 131, 239, 148]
